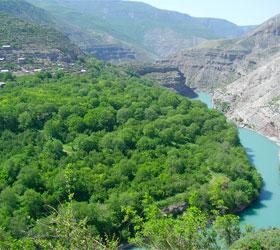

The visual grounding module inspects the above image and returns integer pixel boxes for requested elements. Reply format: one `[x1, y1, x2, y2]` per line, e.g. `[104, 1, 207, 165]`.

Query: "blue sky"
[132, 0, 280, 25]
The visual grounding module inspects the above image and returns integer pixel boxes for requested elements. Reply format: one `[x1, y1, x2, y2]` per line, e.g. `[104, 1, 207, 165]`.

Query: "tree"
[213, 215, 241, 247]
[34, 201, 119, 250]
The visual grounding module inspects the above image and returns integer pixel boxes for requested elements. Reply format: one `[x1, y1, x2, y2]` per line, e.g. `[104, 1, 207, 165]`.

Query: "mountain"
[214, 52, 280, 142]
[26, 0, 252, 60]
[167, 14, 280, 91]
[213, 15, 280, 142]
[165, 14, 280, 142]
[0, 0, 53, 25]
[0, 0, 149, 63]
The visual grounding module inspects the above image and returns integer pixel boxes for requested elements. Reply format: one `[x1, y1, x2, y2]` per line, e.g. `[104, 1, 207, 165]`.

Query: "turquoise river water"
[195, 93, 280, 228]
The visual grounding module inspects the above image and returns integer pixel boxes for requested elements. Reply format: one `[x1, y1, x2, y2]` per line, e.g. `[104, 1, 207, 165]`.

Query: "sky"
[131, 0, 280, 26]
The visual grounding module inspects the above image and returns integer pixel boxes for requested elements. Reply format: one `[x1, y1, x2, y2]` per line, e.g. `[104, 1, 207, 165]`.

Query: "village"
[0, 44, 87, 88]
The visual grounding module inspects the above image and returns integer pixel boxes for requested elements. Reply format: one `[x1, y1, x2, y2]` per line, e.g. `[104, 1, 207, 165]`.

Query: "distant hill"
[0, 0, 146, 63]
[26, 0, 252, 60]
[0, 0, 53, 25]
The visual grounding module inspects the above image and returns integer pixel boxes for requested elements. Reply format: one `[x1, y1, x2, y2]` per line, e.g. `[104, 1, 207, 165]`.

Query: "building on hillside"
[2, 45, 11, 49]
[0, 58, 5, 62]
[18, 57, 25, 63]
[0, 82, 6, 88]
[0, 69, 9, 73]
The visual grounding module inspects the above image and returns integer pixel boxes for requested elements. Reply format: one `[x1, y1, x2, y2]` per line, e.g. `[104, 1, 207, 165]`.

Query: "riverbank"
[195, 92, 280, 229]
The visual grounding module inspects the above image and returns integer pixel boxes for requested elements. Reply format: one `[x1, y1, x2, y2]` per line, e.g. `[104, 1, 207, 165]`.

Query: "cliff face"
[134, 64, 197, 98]
[167, 14, 280, 91]
[87, 45, 137, 62]
[166, 14, 280, 142]
[212, 16, 280, 142]
[167, 48, 250, 91]
[213, 53, 280, 142]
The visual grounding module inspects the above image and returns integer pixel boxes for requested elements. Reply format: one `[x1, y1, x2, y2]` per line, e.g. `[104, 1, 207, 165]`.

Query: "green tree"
[214, 215, 241, 247]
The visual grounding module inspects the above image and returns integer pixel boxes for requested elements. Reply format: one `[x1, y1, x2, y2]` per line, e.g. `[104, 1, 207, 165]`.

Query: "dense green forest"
[0, 60, 262, 247]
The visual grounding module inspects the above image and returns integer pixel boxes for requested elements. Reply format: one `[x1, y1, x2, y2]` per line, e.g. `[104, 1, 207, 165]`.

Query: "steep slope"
[27, 0, 251, 59]
[0, 0, 53, 25]
[131, 63, 197, 98]
[0, 12, 82, 72]
[167, 14, 280, 91]
[212, 16, 280, 142]
[213, 52, 280, 142]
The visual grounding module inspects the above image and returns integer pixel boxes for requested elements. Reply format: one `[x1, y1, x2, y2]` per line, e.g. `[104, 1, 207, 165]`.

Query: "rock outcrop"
[166, 48, 251, 91]
[214, 53, 280, 142]
[87, 45, 137, 63]
[134, 64, 197, 98]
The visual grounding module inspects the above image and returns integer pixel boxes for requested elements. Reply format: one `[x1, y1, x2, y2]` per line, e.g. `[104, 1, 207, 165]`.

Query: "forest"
[0, 60, 266, 248]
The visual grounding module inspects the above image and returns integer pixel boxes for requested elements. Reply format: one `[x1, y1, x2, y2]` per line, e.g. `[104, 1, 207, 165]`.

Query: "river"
[195, 93, 280, 228]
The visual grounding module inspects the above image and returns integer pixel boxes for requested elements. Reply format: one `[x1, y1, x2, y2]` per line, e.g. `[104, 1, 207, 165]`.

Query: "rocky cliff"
[166, 14, 280, 142]
[134, 64, 197, 98]
[213, 52, 280, 142]
[167, 14, 280, 91]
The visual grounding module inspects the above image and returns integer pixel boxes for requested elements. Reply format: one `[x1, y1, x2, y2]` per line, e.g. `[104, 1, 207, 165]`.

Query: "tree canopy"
[0, 60, 262, 245]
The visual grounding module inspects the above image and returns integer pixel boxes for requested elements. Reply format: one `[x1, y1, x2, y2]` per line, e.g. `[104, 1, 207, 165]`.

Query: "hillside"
[26, 0, 251, 60]
[214, 52, 280, 142]
[0, 13, 82, 72]
[167, 14, 280, 91]
[0, 0, 84, 72]
[0, 0, 53, 25]
[0, 0, 149, 63]
[165, 14, 280, 142]
[213, 15, 280, 142]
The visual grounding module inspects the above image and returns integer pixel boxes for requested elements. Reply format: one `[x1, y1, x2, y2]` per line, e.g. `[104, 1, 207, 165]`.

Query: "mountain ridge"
[26, 0, 253, 60]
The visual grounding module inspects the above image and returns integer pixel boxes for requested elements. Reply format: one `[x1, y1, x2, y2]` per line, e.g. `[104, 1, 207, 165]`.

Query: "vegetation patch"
[0, 60, 261, 245]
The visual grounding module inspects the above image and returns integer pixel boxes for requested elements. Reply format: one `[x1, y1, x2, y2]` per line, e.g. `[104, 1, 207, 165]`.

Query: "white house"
[2, 45, 11, 49]
[0, 69, 9, 73]
[0, 82, 6, 88]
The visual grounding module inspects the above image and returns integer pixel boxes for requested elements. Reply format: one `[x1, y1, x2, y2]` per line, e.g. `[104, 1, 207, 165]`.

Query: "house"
[0, 82, 6, 88]
[81, 69, 87, 73]
[0, 69, 9, 73]
[0, 58, 5, 61]
[2, 45, 11, 49]
[18, 57, 25, 63]
[34, 69, 42, 72]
